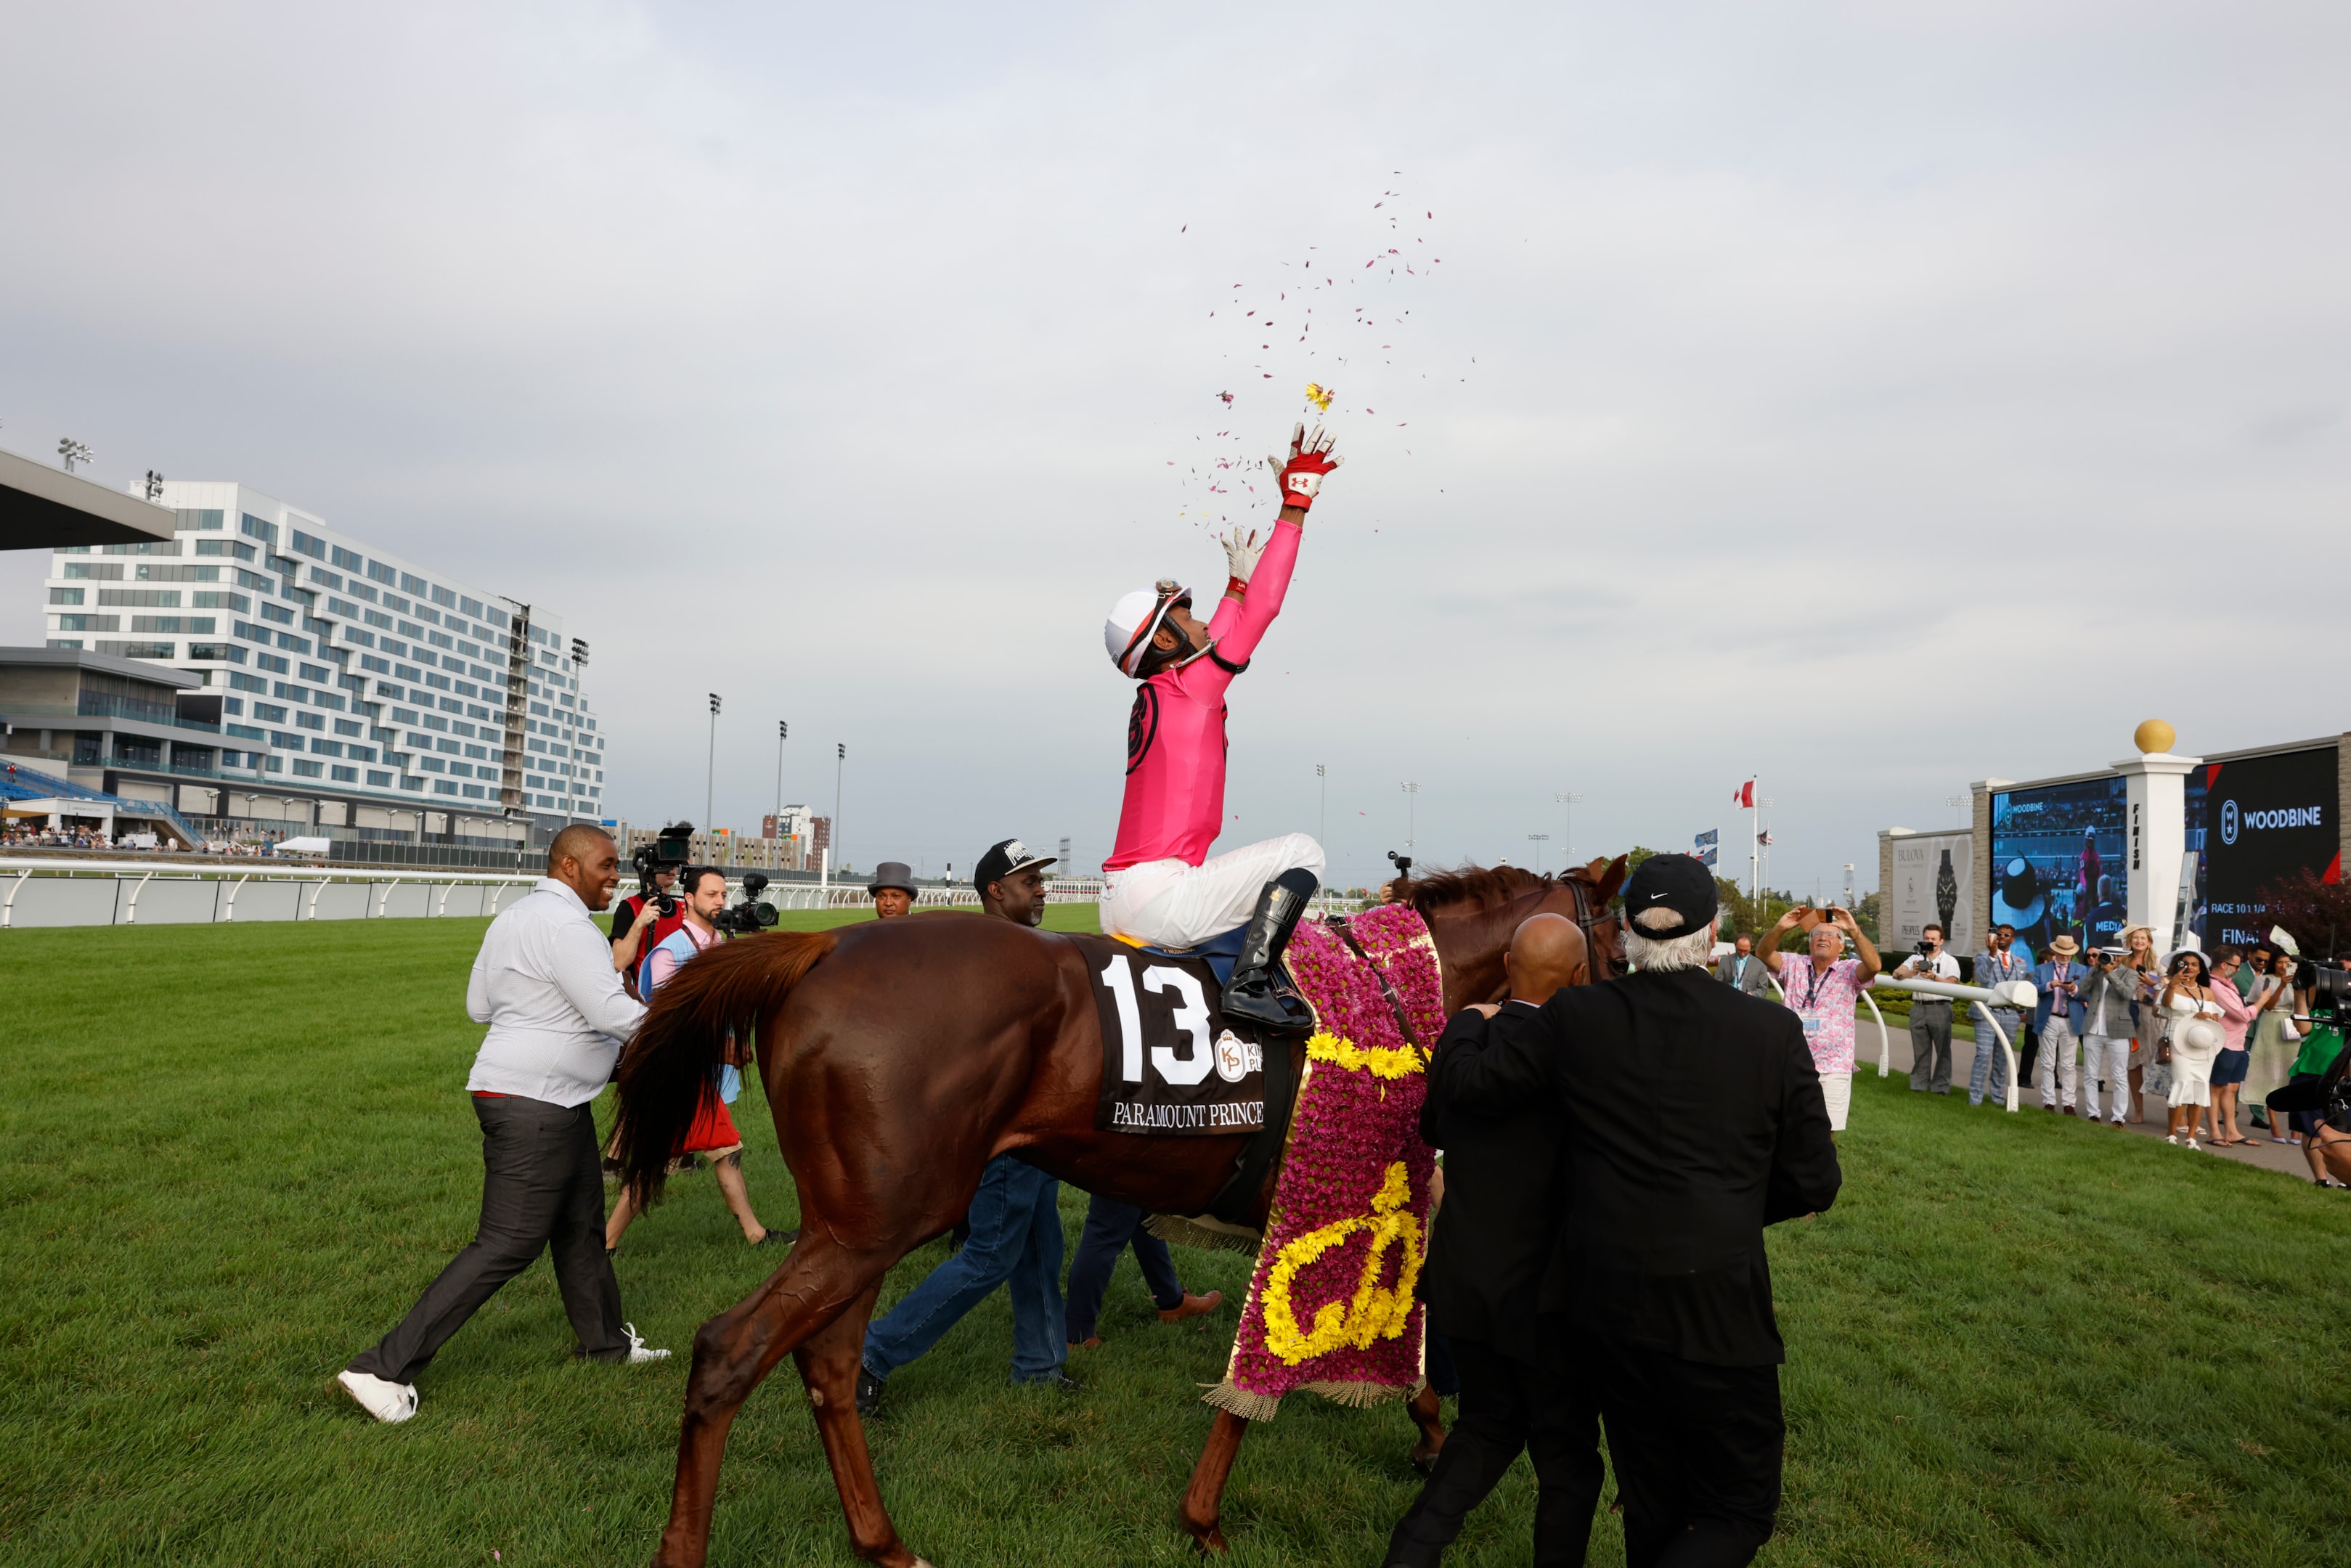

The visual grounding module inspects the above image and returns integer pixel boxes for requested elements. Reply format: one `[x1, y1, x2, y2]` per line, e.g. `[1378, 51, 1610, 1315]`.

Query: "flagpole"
[1750, 775, 1760, 915]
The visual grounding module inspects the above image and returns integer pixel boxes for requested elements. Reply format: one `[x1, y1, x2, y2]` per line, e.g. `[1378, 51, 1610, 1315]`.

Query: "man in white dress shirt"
[338, 825, 669, 1424]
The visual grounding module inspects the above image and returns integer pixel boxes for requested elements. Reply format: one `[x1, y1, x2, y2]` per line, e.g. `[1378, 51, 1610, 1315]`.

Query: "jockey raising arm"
[1097, 423, 1340, 1035]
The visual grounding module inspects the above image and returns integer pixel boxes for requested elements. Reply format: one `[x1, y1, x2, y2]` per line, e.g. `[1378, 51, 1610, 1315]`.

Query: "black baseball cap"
[1620, 854, 1717, 939]
[974, 838, 1056, 891]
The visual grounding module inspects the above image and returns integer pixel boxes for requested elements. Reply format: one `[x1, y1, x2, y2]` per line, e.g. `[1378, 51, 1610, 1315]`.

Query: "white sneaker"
[622, 1323, 671, 1364]
[337, 1368, 417, 1424]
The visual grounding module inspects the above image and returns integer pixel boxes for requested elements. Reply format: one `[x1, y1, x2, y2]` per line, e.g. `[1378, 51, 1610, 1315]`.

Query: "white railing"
[1870, 975, 2037, 1113]
[0, 856, 1096, 930]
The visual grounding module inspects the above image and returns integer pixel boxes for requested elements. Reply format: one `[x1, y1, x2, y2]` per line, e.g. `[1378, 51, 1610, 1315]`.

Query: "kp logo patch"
[1213, 1029, 1261, 1084]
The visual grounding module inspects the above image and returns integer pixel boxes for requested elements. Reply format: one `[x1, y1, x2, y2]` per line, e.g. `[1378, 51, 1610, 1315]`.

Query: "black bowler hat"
[974, 838, 1056, 891]
[1621, 853, 1717, 939]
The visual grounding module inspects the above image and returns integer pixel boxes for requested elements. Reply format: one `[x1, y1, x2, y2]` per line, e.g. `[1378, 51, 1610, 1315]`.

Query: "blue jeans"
[863, 1153, 1067, 1384]
[1971, 1009, 2018, 1105]
[1064, 1195, 1185, 1343]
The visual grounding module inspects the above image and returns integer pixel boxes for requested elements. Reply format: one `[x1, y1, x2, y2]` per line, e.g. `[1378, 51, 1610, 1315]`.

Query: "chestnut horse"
[612, 858, 1626, 1568]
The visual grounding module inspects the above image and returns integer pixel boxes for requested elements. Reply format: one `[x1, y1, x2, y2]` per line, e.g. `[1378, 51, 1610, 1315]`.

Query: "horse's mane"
[1401, 864, 1559, 916]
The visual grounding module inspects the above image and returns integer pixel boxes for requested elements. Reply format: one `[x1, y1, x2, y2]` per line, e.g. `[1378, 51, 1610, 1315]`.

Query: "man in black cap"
[1382, 910, 1604, 1568]
[867, 861, 918, 920]
[857, 838, 1079, 1413]
[1433, 853, 1841, 1568]
[973, 838, 1054, 926]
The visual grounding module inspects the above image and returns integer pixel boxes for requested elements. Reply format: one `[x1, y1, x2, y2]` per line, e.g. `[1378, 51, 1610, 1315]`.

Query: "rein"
[1324, 915, 1429, 1053]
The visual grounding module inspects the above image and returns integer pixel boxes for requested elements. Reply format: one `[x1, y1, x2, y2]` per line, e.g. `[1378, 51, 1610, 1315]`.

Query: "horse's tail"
[611, 930, 837, 1209]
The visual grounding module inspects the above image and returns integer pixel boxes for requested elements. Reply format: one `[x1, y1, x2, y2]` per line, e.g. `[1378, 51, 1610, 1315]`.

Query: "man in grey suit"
[1717, 932, 1772, 997]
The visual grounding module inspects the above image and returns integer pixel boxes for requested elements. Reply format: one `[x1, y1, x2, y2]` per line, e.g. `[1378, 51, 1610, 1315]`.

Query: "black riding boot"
[1221, 869, 1319, 1036]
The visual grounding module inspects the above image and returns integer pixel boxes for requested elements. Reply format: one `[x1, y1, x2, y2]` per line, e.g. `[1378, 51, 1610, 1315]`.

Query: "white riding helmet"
[1104, 579, 1203, 678]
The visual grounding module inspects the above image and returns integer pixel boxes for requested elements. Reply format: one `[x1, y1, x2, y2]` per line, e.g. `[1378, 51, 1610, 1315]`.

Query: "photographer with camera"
[1892, 925, 1960, 1095]
[1759, 902, 1882, 1133]
[2077, 946, 2139, 1126]
[612, 824, 696, 995]
[2270, 964, 2351, 1185]
[603, 866, 791, 1254]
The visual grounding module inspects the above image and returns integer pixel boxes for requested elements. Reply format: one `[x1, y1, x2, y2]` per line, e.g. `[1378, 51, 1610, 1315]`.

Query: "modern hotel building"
[29, 479, 608, 846]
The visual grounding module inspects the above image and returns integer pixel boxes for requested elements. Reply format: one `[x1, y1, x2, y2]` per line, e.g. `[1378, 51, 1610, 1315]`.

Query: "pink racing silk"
[1106, 519, 1303, 871]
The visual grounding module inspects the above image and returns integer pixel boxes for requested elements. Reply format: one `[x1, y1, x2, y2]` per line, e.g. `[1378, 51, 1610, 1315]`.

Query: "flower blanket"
[1203, 904, 1446, 1420]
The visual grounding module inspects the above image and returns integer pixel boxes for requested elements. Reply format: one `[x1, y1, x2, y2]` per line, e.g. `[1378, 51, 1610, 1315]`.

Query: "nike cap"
[1619, 853, 1717, 940]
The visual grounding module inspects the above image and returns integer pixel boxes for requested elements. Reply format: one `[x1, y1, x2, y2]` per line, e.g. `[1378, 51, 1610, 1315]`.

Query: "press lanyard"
[1801, 959, 1841, 1013]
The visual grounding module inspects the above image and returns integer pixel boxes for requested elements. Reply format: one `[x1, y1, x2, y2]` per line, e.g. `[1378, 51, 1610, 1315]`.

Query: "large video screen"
[2199, 747, 2339, 950]
[1989, 776, 2127, 956]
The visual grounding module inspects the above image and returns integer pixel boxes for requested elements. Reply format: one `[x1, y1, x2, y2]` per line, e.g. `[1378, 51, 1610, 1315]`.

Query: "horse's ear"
[1594, 854, 1630, 905]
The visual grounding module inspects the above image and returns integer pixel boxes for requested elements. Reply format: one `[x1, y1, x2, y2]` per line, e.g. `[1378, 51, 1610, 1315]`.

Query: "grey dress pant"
[348, 1093, 629, 1385]
[1907, 1000, 1954, 1093]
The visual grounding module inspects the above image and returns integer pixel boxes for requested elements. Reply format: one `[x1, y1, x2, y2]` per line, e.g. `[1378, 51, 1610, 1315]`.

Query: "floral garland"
[1204, 905, 1446, 1419]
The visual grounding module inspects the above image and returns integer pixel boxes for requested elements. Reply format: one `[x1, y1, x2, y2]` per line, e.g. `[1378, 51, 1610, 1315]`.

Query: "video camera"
[631, 822, 696, 916]
[2302, 960, 2351, 1023]
[710, 872, 780, 936]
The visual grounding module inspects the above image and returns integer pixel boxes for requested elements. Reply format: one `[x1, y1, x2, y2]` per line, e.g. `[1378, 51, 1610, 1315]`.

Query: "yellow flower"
[1303, 382, 1335, 413]
[1260, 1161, 1426, 1364]
[1305, 1031, 1425, 1079]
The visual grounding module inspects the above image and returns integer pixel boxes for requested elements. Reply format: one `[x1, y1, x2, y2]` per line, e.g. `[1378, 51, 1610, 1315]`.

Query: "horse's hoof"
[1410, 1446, 1439, 1476]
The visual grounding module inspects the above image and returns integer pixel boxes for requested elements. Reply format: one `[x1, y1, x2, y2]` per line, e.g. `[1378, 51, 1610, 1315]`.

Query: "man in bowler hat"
[1433, 854, 1841, 1568]
[867, 861, 918, 919]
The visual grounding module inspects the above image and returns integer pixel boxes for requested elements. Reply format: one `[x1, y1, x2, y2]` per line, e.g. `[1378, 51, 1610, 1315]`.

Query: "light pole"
[1527, 833, 1549, 876]
[1947, 793, 1966, 830]
[706, 693, 722, 837]
[834, 742, 845, 876]
[1555, 792, 1582, 867]
[1401, 781, 1419, 852]
[143, 469, 164, 502]
[58, 438, 91, 475]
[775, 720, 789, 871]
[1316, 763, 1327, 851]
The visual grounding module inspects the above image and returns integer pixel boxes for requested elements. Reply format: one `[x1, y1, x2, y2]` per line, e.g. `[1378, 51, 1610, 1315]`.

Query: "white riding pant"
[2080, 1034, 2133, 1122]
[2035, 1017, 2079, 1110]
[1100, 833, 1325, 950]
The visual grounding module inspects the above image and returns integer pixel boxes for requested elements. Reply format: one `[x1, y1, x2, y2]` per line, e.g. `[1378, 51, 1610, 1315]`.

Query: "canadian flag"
[1732, 780, 1755, 809]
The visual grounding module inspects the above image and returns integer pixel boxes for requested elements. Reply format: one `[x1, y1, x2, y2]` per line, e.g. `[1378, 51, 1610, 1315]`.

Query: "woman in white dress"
[2157, 950, 2226, 1150]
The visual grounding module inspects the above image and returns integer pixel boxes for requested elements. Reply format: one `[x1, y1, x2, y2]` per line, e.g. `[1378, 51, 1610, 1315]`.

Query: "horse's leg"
[1177, 1409, 1250, 1554]
[1407, 1384, 1447, 1473]
[651, 1237, 901, 1568]
[792, 1281, 930, 1567]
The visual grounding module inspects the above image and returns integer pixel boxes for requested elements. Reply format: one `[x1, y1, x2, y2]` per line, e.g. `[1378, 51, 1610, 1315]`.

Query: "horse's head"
[1391, 854, 1630, 1012]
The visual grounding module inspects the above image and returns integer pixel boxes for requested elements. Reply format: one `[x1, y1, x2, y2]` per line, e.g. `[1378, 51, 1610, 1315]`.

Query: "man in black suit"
[1384, 912, 1605, 1568]
[1433, 854, 1841, 1568]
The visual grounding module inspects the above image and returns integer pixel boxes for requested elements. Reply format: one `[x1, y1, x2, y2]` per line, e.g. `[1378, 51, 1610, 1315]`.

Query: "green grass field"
[4, 910, 2349, 1567]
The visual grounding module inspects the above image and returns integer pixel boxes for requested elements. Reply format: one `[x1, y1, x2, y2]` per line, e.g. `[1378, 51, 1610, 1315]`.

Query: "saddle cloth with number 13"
[1080, 936, 1274, 1135]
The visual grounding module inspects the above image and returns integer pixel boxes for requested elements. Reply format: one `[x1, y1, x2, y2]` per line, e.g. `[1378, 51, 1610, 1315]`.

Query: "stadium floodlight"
[571, 637, 590, 668]
[706, 693, 722, 839]
[1527, 832, 1549, 876]
[1400, 780, 1419, 851]
[58, 438, 92, 474]
[143, 469, 165, 502]
[1555, 791, 1584, 864]
[773, 720, 788, 870]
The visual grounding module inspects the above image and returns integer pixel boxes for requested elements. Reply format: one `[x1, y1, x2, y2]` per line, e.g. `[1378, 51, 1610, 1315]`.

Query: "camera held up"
[631, 822, 696, 916]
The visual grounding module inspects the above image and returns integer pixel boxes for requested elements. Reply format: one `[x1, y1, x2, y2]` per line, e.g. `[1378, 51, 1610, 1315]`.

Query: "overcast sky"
[4, 2, 2346, 895]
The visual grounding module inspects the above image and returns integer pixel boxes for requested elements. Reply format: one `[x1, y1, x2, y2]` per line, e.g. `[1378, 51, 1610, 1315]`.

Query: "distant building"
[32, 480, 608, 846]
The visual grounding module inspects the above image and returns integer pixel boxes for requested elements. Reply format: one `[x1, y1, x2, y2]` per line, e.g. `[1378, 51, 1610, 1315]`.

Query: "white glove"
[1218, 528, 1267, 587]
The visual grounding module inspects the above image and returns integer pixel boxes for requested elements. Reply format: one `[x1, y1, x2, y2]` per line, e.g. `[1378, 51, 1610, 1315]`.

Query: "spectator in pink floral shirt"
[1758, 905, 1883, 1134]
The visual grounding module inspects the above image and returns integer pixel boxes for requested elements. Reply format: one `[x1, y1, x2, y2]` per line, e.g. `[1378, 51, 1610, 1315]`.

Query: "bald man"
[338, 825, 669, 1426]
[1383, 912, 1602, 1568]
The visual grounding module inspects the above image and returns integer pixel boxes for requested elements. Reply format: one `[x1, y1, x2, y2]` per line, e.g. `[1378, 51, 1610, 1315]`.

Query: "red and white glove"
[1269, 422, 1342, 512]
[1218, 528, 1266, 596]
